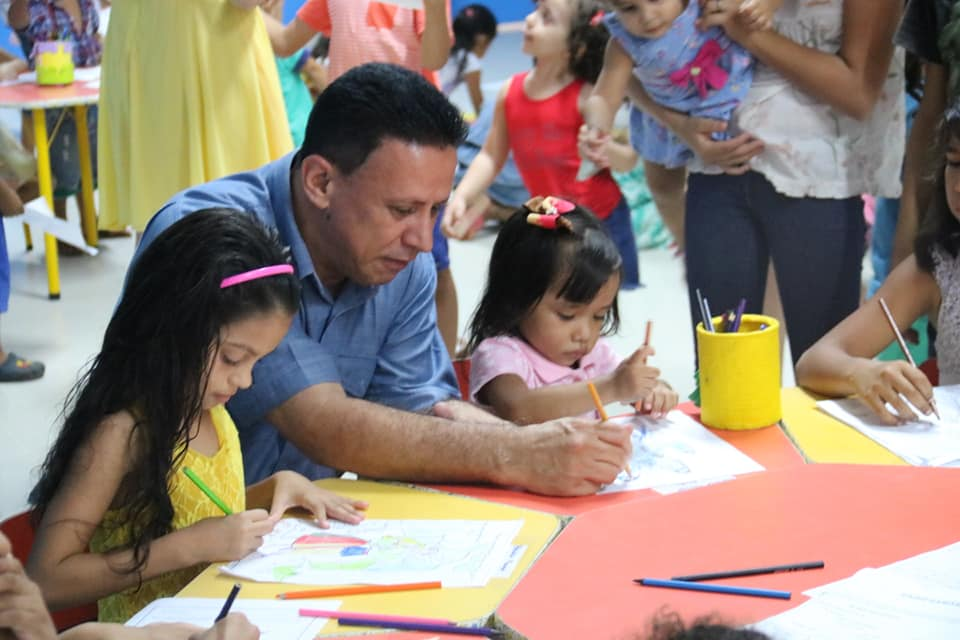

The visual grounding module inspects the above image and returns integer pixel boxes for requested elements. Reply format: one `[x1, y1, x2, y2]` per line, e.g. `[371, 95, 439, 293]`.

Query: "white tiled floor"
[0, 30, 780, 519]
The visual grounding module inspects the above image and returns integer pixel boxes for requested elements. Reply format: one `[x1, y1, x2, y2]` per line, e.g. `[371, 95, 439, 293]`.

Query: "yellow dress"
[96, 0, 293, 232]
[90, 405, 246, 622]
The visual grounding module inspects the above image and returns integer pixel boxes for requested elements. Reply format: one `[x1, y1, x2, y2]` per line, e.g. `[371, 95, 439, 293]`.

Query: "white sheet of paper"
[125, 598, 339, 639]
[10, 196, 97, 255]
[752, 572, 960, 639]
[598, 411, 764, 494]
[222, 518, 523, 587]
[816, 385, 960, 466]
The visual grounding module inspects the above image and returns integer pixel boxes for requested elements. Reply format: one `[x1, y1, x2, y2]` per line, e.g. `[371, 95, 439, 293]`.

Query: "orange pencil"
[587, 381, 609, 421]
[642, 321, 653, 364]
[587, 382, 630, 475]
[277, 581, 442, 600]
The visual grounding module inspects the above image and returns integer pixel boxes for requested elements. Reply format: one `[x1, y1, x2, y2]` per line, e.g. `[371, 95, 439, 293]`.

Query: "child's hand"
[634, 380, 679, 419]
[188, 613, 261, 640]
[849, 359, 936, 425]
[0, 551, 58, 640]
[441, 194, 474, 240]
[267, 471, 368, 527]
[578, 124, 611, 168]
[611, 347, 660, 404]
[737, 0, 779, 31]
[697, 0, 744, 30]
[187, 510, 275, 563]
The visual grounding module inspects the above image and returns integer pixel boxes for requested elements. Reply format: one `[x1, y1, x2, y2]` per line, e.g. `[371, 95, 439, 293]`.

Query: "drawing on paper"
[222, 518, 523, 587]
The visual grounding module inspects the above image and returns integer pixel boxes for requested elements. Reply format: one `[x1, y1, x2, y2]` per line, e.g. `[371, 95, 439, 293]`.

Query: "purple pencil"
[730, 298, 747, 332]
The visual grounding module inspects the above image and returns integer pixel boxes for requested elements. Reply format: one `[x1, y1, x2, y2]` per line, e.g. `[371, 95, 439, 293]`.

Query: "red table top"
[0, 77, 98, 109]
[496, 464, 960, 639]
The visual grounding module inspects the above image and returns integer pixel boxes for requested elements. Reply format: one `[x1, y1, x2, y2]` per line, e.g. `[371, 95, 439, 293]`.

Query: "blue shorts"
[431, 214, 450, 271]
[46, 105, 99, 198]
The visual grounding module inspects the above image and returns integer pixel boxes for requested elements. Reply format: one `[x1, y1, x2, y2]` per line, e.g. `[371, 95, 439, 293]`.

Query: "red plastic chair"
[919, 358, 939, 386]
[0, 511, 98, 630]
[452, 358, 471, 401]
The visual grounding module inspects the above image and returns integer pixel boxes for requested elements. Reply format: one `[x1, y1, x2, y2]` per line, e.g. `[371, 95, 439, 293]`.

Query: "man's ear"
[300, 154, 336, 210]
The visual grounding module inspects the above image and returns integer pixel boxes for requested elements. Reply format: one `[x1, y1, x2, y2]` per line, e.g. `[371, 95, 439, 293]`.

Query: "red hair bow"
[668, 39, 728, 99]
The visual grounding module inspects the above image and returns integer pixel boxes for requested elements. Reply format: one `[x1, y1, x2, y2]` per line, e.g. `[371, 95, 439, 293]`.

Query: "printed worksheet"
[816, 385, 960, 466]
[222, 518, 523, 587]
[598, 411, 764, 494]
[125, 598, 339, 639]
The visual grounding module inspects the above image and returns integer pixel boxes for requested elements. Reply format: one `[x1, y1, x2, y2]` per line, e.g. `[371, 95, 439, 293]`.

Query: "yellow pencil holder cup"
[35, 41, 75, 86]
[697, 314, 781, 430]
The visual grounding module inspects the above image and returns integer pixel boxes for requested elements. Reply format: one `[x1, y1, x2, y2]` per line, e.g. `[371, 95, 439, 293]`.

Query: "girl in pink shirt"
[464, 196, 678, 424]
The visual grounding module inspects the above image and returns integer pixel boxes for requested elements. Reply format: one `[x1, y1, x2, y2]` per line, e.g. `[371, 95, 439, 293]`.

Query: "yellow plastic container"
[697, 313, 781, 430]
[35, 41, 75, 86]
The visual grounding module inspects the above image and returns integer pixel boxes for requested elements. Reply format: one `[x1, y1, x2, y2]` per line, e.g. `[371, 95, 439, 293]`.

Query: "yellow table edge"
[780, 386, 906, 465]
[176, 478, 563, 635]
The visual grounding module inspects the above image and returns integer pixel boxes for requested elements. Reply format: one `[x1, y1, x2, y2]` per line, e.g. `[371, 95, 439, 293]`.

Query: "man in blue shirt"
[135, 63, 632, 496]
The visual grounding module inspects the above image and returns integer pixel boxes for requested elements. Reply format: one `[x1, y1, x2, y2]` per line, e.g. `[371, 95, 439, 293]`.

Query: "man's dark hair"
[300, 62, 468, 175]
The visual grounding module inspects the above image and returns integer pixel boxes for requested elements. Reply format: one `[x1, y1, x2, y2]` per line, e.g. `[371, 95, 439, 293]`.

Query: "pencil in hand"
[877, 297, 941, 420]
[587, 382, 631, 477]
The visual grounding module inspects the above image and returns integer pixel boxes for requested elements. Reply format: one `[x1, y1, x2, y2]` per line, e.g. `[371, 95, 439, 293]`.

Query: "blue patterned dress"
[604, 2, 753, 168]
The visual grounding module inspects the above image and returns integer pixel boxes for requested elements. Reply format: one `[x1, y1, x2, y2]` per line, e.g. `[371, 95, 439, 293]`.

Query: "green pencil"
[183, 467, 233, 515]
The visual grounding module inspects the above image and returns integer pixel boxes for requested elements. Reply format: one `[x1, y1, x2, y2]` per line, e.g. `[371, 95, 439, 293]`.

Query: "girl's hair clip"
[220, 264, 295, 289]
[524, 196, 576, 231]
[590, 10, 605, 27]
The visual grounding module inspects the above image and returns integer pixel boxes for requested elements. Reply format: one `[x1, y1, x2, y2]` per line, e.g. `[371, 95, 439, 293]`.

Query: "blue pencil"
[634, 577, 791, 600]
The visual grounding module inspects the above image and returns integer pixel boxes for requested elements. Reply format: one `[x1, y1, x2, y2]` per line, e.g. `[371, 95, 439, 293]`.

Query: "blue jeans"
[685, 171, 865, 364]
[603, 198, 640, 290]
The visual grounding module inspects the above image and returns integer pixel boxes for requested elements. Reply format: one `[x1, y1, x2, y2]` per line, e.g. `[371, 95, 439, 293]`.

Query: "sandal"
[0, 352, 45, 382]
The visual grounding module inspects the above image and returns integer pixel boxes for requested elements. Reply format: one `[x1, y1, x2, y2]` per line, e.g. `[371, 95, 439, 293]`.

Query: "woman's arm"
[795, 254, 940, 423]
[724, 0, 902, 121]
[420, 0, 452, 71]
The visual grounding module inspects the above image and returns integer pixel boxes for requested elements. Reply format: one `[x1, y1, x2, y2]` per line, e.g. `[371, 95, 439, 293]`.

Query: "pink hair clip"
[220, 264, 295, 289]
[525, 196, 576, 231]
[590, 10, 605, 27]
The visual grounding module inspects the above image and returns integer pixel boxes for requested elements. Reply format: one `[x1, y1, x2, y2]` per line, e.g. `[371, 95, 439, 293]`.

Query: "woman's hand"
[671, 114, 764, 173]
[267, 471, 368, 527]
[848, 359, 936, 425]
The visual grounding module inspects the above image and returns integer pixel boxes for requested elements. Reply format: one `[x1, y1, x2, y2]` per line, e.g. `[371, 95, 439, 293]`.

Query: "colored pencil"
[277, 581, 442, 600]
[642, 321, 653, 364]
[730, 298, 747, 332]
[702, 298, 715, 332]
[635, 577, 791, 600]
[587, 381, 609, 421]
[215, 583, 241, 622]
[671, 560, 824, 582]
[299, 609, 455, 626]
[183, 467, 233, 515]
[337, 616, 501, 637]
[878, 297, 941, 420]
[695, 288, 711, 332]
